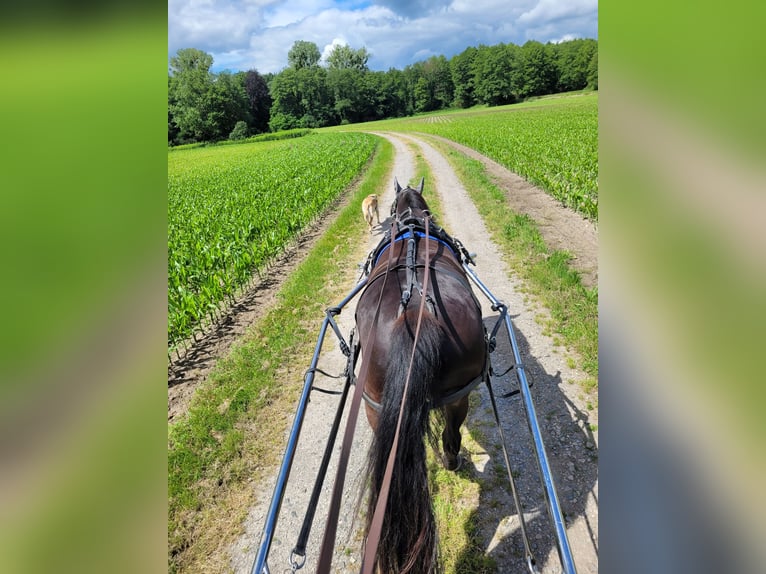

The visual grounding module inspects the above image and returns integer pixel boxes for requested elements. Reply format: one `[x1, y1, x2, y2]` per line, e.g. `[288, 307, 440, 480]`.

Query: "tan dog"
[362, 194, 380, 232]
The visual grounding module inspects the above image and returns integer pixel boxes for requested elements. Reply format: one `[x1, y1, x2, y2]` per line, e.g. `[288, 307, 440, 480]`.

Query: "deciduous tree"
[451, 47, 477, 108]
[168, 48, 217, 141]
[326, 44, 370, 71]
[288, 40, 321, 69]
[517, 41, 557, 98]
[243, 69, 271, 133]
[472, 43, 517, 106]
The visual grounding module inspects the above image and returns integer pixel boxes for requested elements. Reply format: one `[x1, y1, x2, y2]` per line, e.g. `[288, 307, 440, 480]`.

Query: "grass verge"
[168, 136, 394, 573]
[429, 139, 598, 382]
[428, 433, 497, 574]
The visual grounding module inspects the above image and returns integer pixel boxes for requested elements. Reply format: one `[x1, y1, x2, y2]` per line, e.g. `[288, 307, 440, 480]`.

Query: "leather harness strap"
[361, 216, 432, 574]
[363, 370, 485, 413]
[315, 219, 399, 574]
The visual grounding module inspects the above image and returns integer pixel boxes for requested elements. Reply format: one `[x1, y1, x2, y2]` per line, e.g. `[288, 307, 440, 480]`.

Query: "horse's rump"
[353, 179, 486, 574]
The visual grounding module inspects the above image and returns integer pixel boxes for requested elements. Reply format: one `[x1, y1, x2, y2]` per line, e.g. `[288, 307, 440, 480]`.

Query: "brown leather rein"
[315, 213, 433, 574]
[361, 215, 432, 574]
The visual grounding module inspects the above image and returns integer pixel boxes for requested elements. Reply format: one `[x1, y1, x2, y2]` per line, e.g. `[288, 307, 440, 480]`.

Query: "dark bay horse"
[354, 178, 487, 574]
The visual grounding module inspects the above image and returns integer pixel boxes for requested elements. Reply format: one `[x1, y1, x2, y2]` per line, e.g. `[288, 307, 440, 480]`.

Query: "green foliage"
[471, 43, 517, 105]
[228, 120, 248, 140]
[413, 55, 454, 111]
[169, 128, 312, 150]
[268, 110, 298, 132]
[555, 38, 597, 92]
[168, 49, 258, 144]
[269, 66, 334, 130]
[168, 48, 217, 142]
[374, 94, 598, 219]
[167, 132, 377, 346]
[287, 40, 321, 69]
[240, 128, 312, 143]
[587, 50, 598, 90]
[325, 43, 370, 71]
[517, 40, 558, 98]
[450, 46, 478, 108]
[169, 39, 597, 140]
[212, 71, 251, 137]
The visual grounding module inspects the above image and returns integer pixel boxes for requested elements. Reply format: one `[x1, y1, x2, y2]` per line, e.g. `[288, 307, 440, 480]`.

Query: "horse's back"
[356, 242, 485, 401]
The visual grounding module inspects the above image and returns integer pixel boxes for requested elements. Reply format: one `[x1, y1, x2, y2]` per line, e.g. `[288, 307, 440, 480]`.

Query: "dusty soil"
[169, 132, 598, 573]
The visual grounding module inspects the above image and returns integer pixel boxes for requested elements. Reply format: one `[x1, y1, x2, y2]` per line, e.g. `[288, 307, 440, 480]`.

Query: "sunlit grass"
[167, 137, 394, 573]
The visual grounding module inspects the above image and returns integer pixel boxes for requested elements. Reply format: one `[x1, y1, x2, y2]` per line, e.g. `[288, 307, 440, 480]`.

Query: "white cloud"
[518, 0, 597, 26]
[550, 33, 577, 44]
[168, 0, 277, 55]
[169, 0, 597, 74]
[320, 38, 349, 65]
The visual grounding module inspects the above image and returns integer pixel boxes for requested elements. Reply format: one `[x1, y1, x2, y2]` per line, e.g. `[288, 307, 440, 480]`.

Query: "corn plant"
[168, 132, 376, 347]
[386, 95, 598, 220]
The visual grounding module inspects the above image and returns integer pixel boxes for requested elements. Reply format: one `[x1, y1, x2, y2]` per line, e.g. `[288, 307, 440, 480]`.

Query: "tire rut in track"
[228, 132, 598, 573]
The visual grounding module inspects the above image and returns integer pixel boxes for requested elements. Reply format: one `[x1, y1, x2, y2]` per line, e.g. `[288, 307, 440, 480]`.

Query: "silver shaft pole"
[250, 316, 331, 574]
[250, 277, 368, 574]
[464, 264, 577, 574]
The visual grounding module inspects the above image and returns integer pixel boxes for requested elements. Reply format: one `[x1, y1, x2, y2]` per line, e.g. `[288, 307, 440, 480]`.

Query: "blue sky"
[168, 0, 598, 74]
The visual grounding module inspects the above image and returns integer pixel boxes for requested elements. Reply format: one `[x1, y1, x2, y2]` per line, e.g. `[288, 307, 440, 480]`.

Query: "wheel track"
[227, 132, 598, 573]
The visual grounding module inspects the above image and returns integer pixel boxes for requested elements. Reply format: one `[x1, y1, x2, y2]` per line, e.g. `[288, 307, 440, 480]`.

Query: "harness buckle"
[289, 550, 306, 572]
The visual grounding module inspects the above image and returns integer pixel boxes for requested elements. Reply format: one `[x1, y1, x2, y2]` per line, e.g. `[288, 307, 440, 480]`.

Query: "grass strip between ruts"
[430, 138, 598, 385]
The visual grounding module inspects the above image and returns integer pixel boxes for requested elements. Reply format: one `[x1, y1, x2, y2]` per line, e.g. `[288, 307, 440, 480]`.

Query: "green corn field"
[373, 94, 598, 220]
[168, 132, 377, 347]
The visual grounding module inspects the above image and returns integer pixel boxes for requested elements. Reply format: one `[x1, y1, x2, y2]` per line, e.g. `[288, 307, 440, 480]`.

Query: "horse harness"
[359, 212, 489, 414]
[301, 197, 544, 574]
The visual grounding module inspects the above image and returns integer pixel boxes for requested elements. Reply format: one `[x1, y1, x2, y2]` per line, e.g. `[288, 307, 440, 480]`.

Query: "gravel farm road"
[170, 131, 598, 573]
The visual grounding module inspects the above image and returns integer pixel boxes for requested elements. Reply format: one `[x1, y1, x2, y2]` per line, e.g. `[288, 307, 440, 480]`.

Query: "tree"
[210, 71, 250, 139]
[327, 67, 365, 123]
[554, 39, 597, 92]
[517, 41, 558, 98]
[288, 40, 321, 69]
[413, 76, 433, 112]
[229, 120, 248, 140]
[168, 75, 181, 144]
[268, 68, 301, 130]
[472, 43, 517, 106]
[326, 44, 370, 71]
[243, 69, 271, 133]
[295, 67, 333, 126]
[410, 56, 453, 112]
[168, 48, 217, 141]
[586, 50, 598, 90]
[269, 66, 333, 130]
[429, 55, 454, 109]
[379, 68, 410, 118]
[451, 47, 477, 108]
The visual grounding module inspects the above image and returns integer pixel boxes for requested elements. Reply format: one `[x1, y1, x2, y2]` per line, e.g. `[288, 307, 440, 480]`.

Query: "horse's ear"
[417, 177, 424, 194]
[394, 177, 402, 194]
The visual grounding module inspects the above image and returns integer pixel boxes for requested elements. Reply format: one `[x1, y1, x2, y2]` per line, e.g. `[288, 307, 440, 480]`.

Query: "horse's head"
[391, 176, 431, 221]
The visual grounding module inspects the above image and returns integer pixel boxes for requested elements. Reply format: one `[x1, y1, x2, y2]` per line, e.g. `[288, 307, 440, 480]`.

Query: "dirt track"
[169, 132, 598, 573]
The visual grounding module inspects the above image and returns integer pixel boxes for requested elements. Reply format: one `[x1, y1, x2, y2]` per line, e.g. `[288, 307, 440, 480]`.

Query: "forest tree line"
[168, 38, 597, 145]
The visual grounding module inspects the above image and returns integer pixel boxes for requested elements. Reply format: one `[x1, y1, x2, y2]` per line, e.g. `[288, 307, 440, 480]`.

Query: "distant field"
[167, 132, 377, 346]
[334, 93, 598, 220]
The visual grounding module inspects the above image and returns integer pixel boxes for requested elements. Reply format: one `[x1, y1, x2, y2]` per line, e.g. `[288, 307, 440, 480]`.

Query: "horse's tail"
[366, 312, 442, 574]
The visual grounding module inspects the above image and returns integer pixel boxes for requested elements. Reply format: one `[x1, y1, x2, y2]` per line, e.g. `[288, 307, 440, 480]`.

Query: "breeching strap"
[361, 216, 432, 574]
[315, 219, 399, 574]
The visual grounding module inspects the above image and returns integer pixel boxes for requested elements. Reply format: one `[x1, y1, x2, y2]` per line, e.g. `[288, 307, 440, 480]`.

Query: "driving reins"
[361, 213, 432, 574]
[316, 210, 435, 574]
[315, 216, 400, 574]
